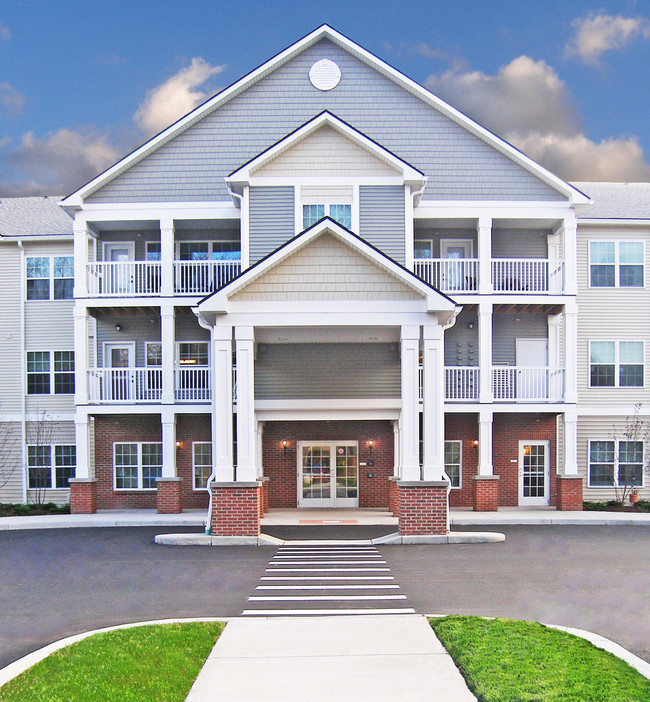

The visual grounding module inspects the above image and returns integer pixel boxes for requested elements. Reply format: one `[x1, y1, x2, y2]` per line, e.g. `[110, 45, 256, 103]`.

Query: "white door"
[516, 338, 548, 400]
[441, 239, 473, 291]
[519, 440, 550, 505]
[298, 442, 359, 508]
[104, 342, 135, 401]
[104, 243, 135, 295]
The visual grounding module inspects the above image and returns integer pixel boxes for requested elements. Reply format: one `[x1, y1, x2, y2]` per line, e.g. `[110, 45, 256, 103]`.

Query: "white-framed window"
[146, 242, 161, 261]
[145, 342, 162, 366]
[177, 241, 241, 261]
[114, 442, 162, 490]
[26, 351, 75, 395]
[27, 444, 76, 489]
[589, 341, 644, 387]
[177, 342, 209, 366]
[303, 204, 352, 229]
[414, 239, 434, 258]
[589, 241, 644, 287]
[444, 440, 462, 488]
[26, 256, 74, 300]
[588, 440, 644, 487]
[193, 442, 212, 490]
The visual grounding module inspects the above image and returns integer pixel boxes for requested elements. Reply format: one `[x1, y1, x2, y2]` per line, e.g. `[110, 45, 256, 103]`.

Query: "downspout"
[17, 241, 27, 504]
[196, 309, 216, 534]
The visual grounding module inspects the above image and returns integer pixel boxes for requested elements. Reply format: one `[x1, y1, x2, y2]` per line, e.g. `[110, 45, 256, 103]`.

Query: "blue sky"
[1, 0, 649, 195]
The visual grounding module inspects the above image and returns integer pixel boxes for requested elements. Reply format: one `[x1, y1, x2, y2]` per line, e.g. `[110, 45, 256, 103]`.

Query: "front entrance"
[519, 440, 550, 505]
[298, 441, 359, 508]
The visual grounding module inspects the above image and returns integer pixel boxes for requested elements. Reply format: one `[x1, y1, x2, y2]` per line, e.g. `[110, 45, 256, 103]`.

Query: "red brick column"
[396, 481, 448, 535]
[473, 475, 500, 512]
[259, 477, 270, 517]
[69, 479, 98, 514]
[556, 476, 583, 511]
[156, 478, 183, 514]
[211, 482, 261, 536]
[388, 477, 399, 516]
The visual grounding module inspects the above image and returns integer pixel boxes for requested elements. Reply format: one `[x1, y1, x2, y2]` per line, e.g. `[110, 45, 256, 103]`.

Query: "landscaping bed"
[0, 503, 70, 517]
[583, 499, 650, 512]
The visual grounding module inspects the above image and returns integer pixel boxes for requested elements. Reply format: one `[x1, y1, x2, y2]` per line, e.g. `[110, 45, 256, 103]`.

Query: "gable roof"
[61, 25, 588, 208]
[0, 196, 72, 238]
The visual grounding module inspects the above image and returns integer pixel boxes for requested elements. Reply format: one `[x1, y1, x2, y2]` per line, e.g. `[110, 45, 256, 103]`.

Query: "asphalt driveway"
[0, 524, 648, 668]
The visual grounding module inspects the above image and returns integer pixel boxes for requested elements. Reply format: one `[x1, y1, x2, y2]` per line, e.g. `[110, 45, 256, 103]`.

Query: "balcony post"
[564, 302, 578, 404]
[562, 217, 577, 296]
[160, 218, 174, 297]
[74, 412, 91, 479]
[73, 303, 89, 405]
[161, 409, 177, 479]
[212, 326, 234, 481]
[235, 326, 257, 482]
[73, 219, 89, 298]
[477, 409, 494, 476]
[161, 303, 175, 404]
[422, 325, 445, 481]
[400, 325, 421, 481]
[478, 217, 492, 295]
[478, 302, 493, 403]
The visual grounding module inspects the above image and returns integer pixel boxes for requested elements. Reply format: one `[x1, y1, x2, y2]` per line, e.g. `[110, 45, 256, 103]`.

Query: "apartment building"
[0, 26, 647, 535]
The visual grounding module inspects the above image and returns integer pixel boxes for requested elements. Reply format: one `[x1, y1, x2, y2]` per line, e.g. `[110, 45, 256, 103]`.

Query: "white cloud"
[1, 128, 121, 195]
[565, 12, 650, 65]
[0, 24, 10, 41]
[0, 82, 26, 117]
[425, 54, 650, 181]
[134, 57, 225, 137]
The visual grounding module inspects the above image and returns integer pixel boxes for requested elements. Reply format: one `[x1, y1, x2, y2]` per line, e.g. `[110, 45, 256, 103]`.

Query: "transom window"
[193, 442, 212, 489]
[114, 442, 162, 490]
[444, 440, 462, 488]
[590, 341, 644, 387]
[177, 342, 209, 366]
[590, 241, 644, 287]
[178, 241, 241, 261]
[303, 204, 351, 229]
[589, 440, 644, 487]
[27, 351, 75, 394]
[27, 444, 76, 489]
[26, 256, 74, 300]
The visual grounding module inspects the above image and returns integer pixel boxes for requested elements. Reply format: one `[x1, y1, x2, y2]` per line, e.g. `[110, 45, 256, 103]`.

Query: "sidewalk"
[185, 614, 476, 702]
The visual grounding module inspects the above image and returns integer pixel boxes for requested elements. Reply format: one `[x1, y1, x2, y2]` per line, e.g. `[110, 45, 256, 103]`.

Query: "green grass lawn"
[430, 616, 650, 702]
[0, 622, 223, 702]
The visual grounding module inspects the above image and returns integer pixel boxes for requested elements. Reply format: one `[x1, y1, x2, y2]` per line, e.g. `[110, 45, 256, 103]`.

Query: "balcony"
[413, 258, 564, 294]
[87, 367, 211, 403]
[87, 260, 241, 297]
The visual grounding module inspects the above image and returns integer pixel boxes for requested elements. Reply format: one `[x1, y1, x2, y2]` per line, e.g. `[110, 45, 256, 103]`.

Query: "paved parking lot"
[0, 524, 648, 668]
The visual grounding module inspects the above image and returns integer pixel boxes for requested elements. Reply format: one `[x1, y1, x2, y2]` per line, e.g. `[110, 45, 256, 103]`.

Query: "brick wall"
[445, 413, 479, 507]
[175, 414, 210, 509]
[211, 484, 261, 536]
[396, 482, 448, 535]
[556, 476, 583, 511]
[262, 420, 394, 508]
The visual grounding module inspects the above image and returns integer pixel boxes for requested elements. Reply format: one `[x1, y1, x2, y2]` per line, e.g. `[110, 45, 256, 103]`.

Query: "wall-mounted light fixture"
[467, 321, 475, 329]
[368, 440, 374, 456]
[115, 323, 122, 332]
[282, 439, 288, 456]
[473, 439, 479, 449]
[175, 440, 182, 448]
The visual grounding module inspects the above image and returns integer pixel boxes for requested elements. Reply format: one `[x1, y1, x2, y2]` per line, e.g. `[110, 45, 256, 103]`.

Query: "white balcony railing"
[445, 367, 480, 401]
[88, 368, 162, 403]
[491, 366, 565, 402]
[174, 260, 241, 295]
[175, 367, 211, 401]
[87, 262, 162, 297]
[413, 258, 479, 293]
[491, 259, 564, 294]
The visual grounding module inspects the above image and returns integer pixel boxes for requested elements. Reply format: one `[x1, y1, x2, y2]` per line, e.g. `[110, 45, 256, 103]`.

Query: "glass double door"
[298, 442, 358, 508]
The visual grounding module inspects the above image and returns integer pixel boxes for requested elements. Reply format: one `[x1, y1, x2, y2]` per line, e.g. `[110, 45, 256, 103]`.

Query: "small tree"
[611, 403, 649, 505]
[0, 423, 18, 491]
[25, 411, 55, 506]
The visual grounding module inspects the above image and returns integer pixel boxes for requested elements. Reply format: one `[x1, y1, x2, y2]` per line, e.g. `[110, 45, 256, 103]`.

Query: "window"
[193, 442, 212, 489]
[178, 241, 240, 261]
[146, 342, 162, 366]
[589, 440, 644, 487]
[146, 242, 161, 261]
[590, 341, 643, 387]
[27, 445, 76, 489]
[444, 440, 462, 488]
[303, 204, 351, 229]
[26, 256, 74, 300]
[590, 241, 643, 287]
[27, 351, 75, 394]
[178, 342, 209, 366]
[114, 442, 162, 490]
[414, 239, 433, 258]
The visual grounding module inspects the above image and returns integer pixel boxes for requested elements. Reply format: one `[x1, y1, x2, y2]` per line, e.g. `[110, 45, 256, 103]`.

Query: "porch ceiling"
[495, 303, 563, 315]
[255, 325, 400, 344]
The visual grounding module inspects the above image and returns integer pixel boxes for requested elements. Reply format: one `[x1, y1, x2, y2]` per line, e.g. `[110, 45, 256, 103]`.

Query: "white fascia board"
[245, 176, 407, 187]
[256, 405, 401, 422]
[214, 310, 437, 329]
[227, 111, 424, 188]
[0, 235, 73, 243]
[415, 202, 577, 220]
[578, 218, 650, 226]
[78, 202, 240, 222]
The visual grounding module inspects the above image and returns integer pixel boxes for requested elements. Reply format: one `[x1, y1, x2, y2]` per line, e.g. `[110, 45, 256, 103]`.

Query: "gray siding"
[0, 422, 24, 503]
[0, 244, 23, 413]
[86, 39, 565, 204]
[492, 229, 550, 258]
[359, 186, 405, 264]
[492, 313, 548, 365]
[249, 186, 295, 263]
[444, 311, 478, 366]
[255, 343, 399, 399]
[414, 229, 477, 258]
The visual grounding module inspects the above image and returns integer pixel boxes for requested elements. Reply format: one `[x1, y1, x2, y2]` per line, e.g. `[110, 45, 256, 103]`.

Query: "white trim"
[104, 342, 135, 368]
[444, 439, 462, 489]
[113, 440, 163, 491]
[588, 340, 645, 389]
[104, 241, 135, 262]
[587, 438, 645, 489]
[518, 440, 550, 506]
[297, 440, 359, 508]
[26, 443, 76, 490]
[587, 239, 645, 289]
[192, 441, 212, 491]
[440, 239, 474, 258]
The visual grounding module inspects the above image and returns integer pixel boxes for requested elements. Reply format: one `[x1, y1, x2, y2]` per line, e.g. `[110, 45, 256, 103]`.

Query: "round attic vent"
[309, 59, 341, 91]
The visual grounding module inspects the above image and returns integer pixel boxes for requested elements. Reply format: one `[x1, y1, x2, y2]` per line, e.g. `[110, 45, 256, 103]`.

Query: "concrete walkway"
[185, 614, 476, 702]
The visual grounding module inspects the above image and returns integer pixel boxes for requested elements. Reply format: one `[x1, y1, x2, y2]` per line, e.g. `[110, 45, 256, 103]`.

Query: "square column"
[562, 217, 577, 296]
[235, 326, 257, 482]
[478, 302, 493, 403]
[73, 220, 89, 298]
[160, 218, 175, 297]
[473, 409, 498, 511]
[161, 304, 175, 404]
[210, 482, 261, 536]
[395, 481, 449, 535]
[73, 305, 89, 405]
[422, 325, 445, 481]
[161, 410, 177, 478]
[478, 217, 492, 295]
[212, 327, 234, 482]
[564, 303, 578, 404]
[400, 325, 420, 481]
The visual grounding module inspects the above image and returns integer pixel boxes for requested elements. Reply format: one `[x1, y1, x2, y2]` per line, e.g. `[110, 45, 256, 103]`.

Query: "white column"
[400, 325, 421, 481]
[256, 421, 264, 478]
[478, 217, 492, 295]
[212, 326, 234, 481]
[562, 217, 577, 296]
[74, 304, 89, 405]
[75, 414, 90, 479]
[564, 302, 578, 403]
[73, 219, 89, 298]
[422, 325, 445, 481]
[161, 409, 177, 478]
[160, 218, 175, 297]
[563, 407, 579, 475]
[477, 408, 494, 475]
[392, 420, 400, 477]
[240, 186, 250, 270]
[478, 301, 493, 403]
[161, 304, 175, 404]
[235, 326, 257, 482]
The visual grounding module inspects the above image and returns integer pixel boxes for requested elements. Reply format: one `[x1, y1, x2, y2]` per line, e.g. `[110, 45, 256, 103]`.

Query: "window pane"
[619, 342, 643, 363]
[115, 443, 138, 489]
[589, 463, 615, 486]
[27, 351, 50, 372]
[54, 351, 75, 394]
[54, 351, 75, 372]
[54, 256, 74, 278]
[179, 242, 209, 260]
[590, 242, 614, 264]
[211, 241, 241, 260]
[146, 242, 161, 261]
[27, 257, 49, 278]
[619, 242, 643, 263]
[193, 442, 212, 489]
[27, 279, 50, 300]
[590, 342, 615, 363]
[303, 205, 324, 229]
[55, 445, 76, 488]
[414, 240, 433, 258]
[444, 441, 461, 488]
[619, 365, 643, 387]
[619, 265, 643, 287]
[178, 342, 208, 365]
[590, 365, 615, 386]
[618, 464, 643, 486]
[330, 204, 351, 229]
[590, 265, 615, 287]
[141, 443, 162, 489]
[146, 343, 162, 366]
[53, 279, 74, 299]
[27, 445, 52, 489]
[619, 441, 643, 463]
[590, 441, 614, 462]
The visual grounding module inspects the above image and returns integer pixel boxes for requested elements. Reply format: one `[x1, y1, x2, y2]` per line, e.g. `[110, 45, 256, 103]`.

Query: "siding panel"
[249, 186, 295, 264]
[359, 186, 405, 264]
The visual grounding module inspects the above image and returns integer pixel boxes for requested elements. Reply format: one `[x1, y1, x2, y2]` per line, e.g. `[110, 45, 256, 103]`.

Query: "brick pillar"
[473, 475, 500, 512]
[388, 477, 399, 516]
[259, 477, 270, 517]
[556, 475, 583, 511]
[156, 478, 183, 514]
[69, 479, 97, 514]
[396, 481, 448, 535]
[211, 482, 261, 536]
